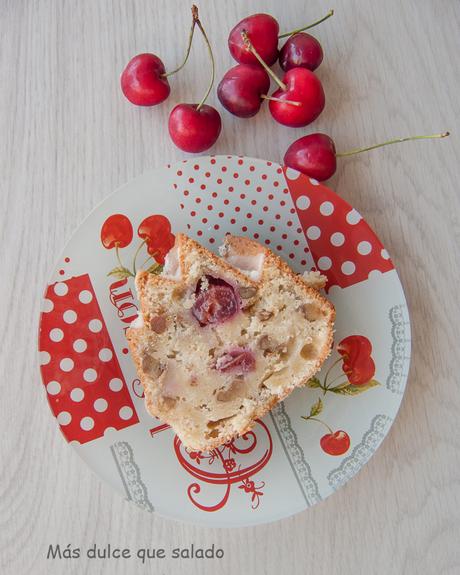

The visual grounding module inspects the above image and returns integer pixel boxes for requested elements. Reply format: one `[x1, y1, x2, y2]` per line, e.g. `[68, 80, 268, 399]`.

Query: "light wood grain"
[1, 0, 459, 573]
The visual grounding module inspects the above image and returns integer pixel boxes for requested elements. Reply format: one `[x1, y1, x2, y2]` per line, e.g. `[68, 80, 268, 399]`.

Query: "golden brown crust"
[223, 234, 265, 256]
[226, 234, 335, 322]
[177, 233, 259, 286]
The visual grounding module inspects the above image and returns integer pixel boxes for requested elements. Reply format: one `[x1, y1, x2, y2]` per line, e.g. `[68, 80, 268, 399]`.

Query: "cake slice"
[127, 234, 335, 451]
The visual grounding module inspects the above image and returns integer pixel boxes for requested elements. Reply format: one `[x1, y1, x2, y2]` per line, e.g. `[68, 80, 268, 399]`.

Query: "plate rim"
[37, 154, 412, 527]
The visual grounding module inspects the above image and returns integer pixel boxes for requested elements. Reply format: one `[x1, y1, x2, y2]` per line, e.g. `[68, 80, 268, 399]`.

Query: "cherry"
[337, 335, 375, 386]
[215, 347, 256, 374]
[120, 7, 197, 106]
[192, 280, 240, 326]
[100, 214, 133, 249]
[228, 14, 279, 67]
[217, 64, 270, 118]
[279, 33, 323, 72]
[320, 430, 350, 456]
[278, 9, 333, 71]
[284, 132, 450, 181]
[138, 215, 175, 265]
[284, 133, 336, 181]
[121, 54, 170, 106]
[269, 68, 325, 127]
[169, 104, 221, 153]
[241, 31, 325, 128]
[168, 7, 222, 152]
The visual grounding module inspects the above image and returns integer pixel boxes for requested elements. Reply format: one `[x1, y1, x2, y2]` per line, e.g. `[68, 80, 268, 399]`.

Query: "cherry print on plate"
[320, 430, 351, 456]
[101, 214, 133, 249]
[302, 397, 351, 457]
[338, 335, 376, 386]
[138, 215, 175, 265]
[307, 335, 380, 396]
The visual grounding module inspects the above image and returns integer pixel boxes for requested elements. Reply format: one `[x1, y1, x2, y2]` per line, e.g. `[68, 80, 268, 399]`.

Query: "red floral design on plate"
[173, 419, 272, 511]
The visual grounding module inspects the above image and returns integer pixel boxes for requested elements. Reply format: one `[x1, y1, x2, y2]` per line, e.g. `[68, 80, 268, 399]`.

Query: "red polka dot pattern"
[283, 168, 394, 290]
[39, 274, 139, 445]
[169, 157, 315, 270]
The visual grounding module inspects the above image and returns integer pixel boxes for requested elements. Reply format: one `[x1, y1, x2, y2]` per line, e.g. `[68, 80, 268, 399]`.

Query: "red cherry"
[337, 335, 376, 386]
[192, 279, 240, 326]
[121, 54, 170, 106]
[168, 7, 221, 152]
[284, 132, 450, 181]
[269, 68, 325, 127]
[279, 33, 323, 72]
[228, 14, 279, 66]
[217, 64, 270, 118]
[168, 104, 222, 153]
[320, 430, 350, 456]
[215, 347, 256, 374]
[284, 133, 336, 181]
[100, 214, 133, 249]
[138, 215, 175, 264]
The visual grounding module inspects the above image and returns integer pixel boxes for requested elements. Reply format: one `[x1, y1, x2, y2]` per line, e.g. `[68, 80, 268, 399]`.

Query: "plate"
[38, 156, 411, 527]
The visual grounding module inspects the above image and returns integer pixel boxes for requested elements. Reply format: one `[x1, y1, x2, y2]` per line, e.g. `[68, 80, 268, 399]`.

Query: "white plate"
[38, 155, 410, 527]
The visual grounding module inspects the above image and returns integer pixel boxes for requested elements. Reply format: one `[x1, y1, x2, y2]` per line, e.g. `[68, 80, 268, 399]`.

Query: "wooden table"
[1, 1, 459, 573]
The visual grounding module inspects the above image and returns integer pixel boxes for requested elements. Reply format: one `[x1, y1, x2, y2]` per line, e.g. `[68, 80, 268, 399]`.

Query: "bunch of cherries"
[121, 6, 449, 180]
[219, 11, 332, 126]
[121, 5, 221, 153]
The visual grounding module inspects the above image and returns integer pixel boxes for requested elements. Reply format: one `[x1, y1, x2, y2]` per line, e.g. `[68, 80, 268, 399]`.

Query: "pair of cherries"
[121, 5, 221, 153]
[218, 11, 333, 126]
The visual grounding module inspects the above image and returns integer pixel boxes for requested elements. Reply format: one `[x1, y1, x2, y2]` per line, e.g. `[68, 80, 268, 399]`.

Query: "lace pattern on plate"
[327, 414, 392, 490]
[271, 403, 322, 506]
[110, 441, 154, 512]
[386, 304, 411, 394]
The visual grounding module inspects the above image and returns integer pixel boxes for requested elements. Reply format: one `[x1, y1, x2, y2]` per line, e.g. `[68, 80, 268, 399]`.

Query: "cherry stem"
[279, 9, 335, 38]
[162, 9, 196, 78]
[139, 254, 154, 268]
[261, 94, 301, 107]
[241, 30, 287, 91]
[336, 132, 450, 158]
[301, 416, 334, 434]
[323, 356, 343, 389]
[132, 239, 147, 275]
[115, 244, 123, 268]
[115, 244, 134, 276]
[194, 5, 216, 111]
[140, 250, 159, 270]
[326, 374, 348, 388]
